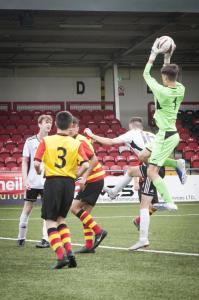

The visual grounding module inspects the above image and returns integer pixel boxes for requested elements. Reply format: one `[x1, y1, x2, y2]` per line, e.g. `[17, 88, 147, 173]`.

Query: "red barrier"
[0, 172, 24, 195]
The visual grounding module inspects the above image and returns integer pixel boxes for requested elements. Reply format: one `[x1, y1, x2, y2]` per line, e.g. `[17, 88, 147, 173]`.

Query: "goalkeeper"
[144, 38, 185, 211]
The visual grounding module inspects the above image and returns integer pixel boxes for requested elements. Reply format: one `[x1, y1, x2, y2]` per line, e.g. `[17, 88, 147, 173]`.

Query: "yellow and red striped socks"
[76, 209, 102, 235]
[83, 224, 94, 249]
[57, 223, 72, 256]
[47, 227, 65, 260]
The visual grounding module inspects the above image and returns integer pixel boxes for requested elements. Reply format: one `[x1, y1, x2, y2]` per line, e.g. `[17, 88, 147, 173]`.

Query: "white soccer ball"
[158, 36, 175, 53]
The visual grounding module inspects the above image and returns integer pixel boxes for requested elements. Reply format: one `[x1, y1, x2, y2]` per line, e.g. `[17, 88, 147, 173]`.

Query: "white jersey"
[118, 129, 155, 155]
[23, 135, 45, 189]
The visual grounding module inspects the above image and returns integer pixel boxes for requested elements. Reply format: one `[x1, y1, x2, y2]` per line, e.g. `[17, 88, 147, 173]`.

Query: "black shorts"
[42, 177, 75, 221]
[139, 165, 165, 198]
[138, 181, 158, 204]
[75, 179, 104, 206]
[25, 188, 43, 202]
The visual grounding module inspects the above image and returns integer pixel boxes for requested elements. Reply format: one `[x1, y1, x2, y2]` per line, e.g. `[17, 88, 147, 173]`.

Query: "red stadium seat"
[12, 148, 22, 159]
[103, 165, 110, 173]
[6, 123, 17, 130]
[127, 155, 139, 166]
[182, 146, 195, 161]
[178, 127, 189, 134]
[5, 157, 17, 168]
[110, 164, 123, 176]
[9, 113, 21, 122]
[93, 114, 104, 123]
[106, 132, 117, 138]
[180, 133, 191, 141]
[0, 133, 10, 141]
[96, 147, 107, 158]
[109, 147, 119, 158]
[103, 155, 115, 167]
[4, 140, 17, 152]
[17, 157, 23, 166]
[0, 166, 10, 171]
[99, 121, 109, 132]
[17, 142, 24, 152]
[82, 114, 93, 123]
[115, 155, 127, 167]
[17, 124, 28, 131]
[176, 141, 187, 152]
[191, 155, 199, 168]
[0, 157, 5, 167]
[87, 121, 98, 132]
[110, 123, 121, 131]
[12, 134, 24, 143]
[10, 166, 21, 172]
[93, 142, 101, 151]
[0, 148, 10, 160]
[119, 148, 132, 158]
[118, 127, 127, 134]
[122, 165, 130, 171]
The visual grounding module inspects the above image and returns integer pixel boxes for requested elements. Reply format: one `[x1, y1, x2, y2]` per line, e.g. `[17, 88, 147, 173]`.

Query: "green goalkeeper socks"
[164, 158, 177, 169]
[153, 177, 173, 203]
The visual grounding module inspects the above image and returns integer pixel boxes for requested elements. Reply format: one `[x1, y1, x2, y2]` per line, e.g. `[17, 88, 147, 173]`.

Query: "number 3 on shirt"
[55, 147, 67, 168]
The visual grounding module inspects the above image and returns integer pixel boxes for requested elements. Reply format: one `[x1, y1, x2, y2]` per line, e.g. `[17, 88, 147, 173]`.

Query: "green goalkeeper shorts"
[149, 130, 180, 167]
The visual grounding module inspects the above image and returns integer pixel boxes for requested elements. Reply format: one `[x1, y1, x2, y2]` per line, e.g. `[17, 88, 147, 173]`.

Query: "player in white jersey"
[85, 117, 154, 155]
[17, 114, 53, 248]
[85, 116, 185, 250]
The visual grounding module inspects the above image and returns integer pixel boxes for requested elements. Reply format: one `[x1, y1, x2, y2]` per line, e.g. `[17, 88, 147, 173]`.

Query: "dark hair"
[72, 116, 80, 125]
[129, 117, 143, 124]
[55, 111, 73, 130]
[161, 64, 179, 81]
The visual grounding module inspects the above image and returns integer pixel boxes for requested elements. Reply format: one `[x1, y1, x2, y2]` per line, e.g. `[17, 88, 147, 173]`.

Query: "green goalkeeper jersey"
[143, 63, 185, 131]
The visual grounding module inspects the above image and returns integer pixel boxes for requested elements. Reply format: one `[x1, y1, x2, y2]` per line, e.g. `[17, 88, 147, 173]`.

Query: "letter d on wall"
[76, 81, 85, 94]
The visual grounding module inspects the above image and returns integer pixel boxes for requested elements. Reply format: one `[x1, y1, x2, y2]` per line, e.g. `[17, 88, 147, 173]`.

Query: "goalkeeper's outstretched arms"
[143, 38, 175, 95]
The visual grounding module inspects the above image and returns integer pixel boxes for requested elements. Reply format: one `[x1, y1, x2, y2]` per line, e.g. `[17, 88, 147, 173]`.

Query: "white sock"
[113, 172, 132, 194]
[42, 220, 48, 241]
[139, 208, 150, 242]
[18, 211, 29, 240]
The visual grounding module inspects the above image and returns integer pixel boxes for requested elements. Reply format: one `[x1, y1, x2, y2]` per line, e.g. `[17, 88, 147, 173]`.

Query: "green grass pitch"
[0, 203, 199, 300]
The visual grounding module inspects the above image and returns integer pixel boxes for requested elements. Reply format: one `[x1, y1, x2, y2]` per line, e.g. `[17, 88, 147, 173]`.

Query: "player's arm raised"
[143, 38, 164, 94]
[84, 128, 123, 145]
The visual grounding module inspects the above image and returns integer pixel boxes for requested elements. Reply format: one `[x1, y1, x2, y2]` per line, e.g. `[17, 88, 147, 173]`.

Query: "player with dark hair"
[34, 111, 89, 269]
[70, 117, 107, 254]
[142, 38, 185, 213]
[17, 114, 53, 248]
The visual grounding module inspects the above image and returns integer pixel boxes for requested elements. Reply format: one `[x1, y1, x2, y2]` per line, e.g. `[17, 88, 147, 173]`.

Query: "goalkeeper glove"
[149, 38, 164, 61]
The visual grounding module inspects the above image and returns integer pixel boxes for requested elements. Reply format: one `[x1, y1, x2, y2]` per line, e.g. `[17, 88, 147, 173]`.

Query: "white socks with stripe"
[113, 172, 132, 194]
[42, 220, 49, 241]
[18, 211, 29, 240]
[139, 208, 150, 243]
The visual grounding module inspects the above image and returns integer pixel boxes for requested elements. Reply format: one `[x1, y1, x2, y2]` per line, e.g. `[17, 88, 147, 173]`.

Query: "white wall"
[0, 66, 198, 128]
[0, 67, 101, 102]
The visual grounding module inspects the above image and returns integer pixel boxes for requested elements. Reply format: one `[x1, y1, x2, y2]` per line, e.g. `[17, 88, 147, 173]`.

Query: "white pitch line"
[0, 202, 198, 210]
[0, 213, 199, 221]
[0, 236, 199, 257]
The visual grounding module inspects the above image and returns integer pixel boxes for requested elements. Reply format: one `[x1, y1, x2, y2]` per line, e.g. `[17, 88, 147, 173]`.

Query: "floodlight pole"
[113, 63, 120, 120]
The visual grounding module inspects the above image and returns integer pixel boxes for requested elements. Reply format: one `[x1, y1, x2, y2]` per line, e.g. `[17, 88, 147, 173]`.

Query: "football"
[158, 36, 175, 53]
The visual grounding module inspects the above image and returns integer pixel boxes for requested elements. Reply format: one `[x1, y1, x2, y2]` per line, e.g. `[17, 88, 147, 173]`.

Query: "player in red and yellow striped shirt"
[34, 111, 89, 269]
[70, 117, 107, 253]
